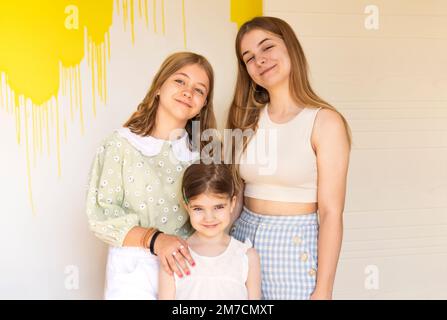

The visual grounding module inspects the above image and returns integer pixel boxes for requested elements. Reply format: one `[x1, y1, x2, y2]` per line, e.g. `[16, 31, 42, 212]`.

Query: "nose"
[256, 55, 266, 66]
[182, 88, 192, 99]
[204, 210, 215, 221]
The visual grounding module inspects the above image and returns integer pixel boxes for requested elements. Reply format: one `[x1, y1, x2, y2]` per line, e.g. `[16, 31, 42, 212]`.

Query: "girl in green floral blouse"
[86, 52, 217, 299]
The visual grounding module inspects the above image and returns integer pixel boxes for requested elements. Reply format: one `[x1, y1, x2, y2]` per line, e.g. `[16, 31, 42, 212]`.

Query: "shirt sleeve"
[85, 137, 140, 247]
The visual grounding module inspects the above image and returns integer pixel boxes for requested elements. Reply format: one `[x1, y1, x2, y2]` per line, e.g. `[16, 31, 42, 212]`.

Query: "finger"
[173, 252, 190, 275]
[160, 256, 172, 276]
[178, 245, 194, 267]
[178, 240, 195, 266]
[167, 255, 183, 278]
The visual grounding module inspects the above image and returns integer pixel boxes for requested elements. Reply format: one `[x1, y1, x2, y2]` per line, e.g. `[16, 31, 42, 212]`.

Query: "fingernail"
[179, 274, 183, 278]
[186, 271, 190, 275]
[192, 262, 196, 266]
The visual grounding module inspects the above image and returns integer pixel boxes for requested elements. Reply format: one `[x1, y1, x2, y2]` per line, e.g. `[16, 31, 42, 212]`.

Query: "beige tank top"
[239, 105, 322, 203]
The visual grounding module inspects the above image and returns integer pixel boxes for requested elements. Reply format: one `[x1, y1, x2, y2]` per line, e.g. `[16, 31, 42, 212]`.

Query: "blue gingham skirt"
[230, 206, 319, 300]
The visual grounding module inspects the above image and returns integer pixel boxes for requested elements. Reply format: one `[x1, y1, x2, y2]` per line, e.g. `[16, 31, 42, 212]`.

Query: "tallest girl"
[227, 17, 351, 300]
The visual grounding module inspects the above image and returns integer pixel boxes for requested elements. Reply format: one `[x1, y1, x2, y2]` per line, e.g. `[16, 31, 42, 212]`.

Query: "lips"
[260, 64, 277, 76]
[175, 99, 192, 108]
[202, 223, 219, 228]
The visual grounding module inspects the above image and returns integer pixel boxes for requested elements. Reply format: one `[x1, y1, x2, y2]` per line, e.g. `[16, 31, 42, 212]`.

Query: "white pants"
[104, 246, 160, 300]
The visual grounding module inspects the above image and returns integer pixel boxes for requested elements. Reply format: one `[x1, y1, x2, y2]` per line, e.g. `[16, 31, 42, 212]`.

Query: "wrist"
[314, 285, 333, 296]
[141, 228, 156, 249]
[149, 230, 164, 256]
[311, 289, 332, 300]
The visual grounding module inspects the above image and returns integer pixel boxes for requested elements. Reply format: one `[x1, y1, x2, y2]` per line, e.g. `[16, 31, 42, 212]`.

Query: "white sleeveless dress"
[174, 237, 252, 300]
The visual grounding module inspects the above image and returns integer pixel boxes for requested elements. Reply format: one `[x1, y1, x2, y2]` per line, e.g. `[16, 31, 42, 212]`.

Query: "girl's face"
[158, 63, 209, 123]
[185, 192, 236, 238]
[240, 29, 291, 91]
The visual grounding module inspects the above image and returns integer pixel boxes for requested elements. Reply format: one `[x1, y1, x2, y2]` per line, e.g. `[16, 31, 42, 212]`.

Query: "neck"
[152, 108, 187, 140]
[267, 79, 301, 114]
[191, 231, 229, 245]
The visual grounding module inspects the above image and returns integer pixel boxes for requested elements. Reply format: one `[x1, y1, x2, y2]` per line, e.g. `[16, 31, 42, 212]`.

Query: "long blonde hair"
[124, 52, 217, 152]
[226, 16, 352, 191]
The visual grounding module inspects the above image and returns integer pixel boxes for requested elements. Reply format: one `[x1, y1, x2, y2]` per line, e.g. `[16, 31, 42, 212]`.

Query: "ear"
[181, 199, 188, 210]
[230, 195, 237, 213]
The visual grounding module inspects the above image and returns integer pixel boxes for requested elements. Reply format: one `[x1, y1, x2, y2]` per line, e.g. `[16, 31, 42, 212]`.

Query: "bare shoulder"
[312, 108, 349, 148]
[314, 108, 345, 129]
[246, 247, 260, 262]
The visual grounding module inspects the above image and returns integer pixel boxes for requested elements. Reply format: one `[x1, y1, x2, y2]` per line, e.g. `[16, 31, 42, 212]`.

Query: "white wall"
[1, 0, 446, 299]
[0, 0, 238, 299]
[264, 0, 447, 299]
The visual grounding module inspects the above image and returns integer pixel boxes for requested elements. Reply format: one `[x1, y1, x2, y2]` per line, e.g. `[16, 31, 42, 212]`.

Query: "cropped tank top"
[239, 105, 322, 203]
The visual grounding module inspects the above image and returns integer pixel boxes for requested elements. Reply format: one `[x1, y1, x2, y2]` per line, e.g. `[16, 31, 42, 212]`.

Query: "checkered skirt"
[231, 206, 319, 300]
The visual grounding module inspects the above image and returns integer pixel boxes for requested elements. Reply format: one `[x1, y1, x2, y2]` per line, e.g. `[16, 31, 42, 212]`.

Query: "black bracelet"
[149, 230, 163, 256]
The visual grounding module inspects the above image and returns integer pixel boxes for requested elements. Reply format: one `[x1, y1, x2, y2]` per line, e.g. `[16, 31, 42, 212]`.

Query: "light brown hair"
[226, 16, 352, 191]
[124, 52, 217, 151]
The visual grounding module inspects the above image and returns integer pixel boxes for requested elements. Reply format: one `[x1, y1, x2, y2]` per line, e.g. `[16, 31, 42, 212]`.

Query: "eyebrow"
[190, 203, 227, 208]
[174, 72, 208, 91]
[242, 38, 272, 57]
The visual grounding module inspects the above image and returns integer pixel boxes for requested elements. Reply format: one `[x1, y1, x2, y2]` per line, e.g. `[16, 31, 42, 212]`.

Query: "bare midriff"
[244, 196, 318, 216]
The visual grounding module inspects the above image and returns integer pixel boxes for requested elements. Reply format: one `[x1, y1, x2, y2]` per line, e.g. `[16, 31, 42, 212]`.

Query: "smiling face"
[157, 63, 209, 123]
[240, 28, 291, 91]
[185, 192, 236, 238]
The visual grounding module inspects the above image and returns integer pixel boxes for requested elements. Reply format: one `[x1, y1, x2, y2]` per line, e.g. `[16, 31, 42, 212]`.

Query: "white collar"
[116, 127, 199, 162]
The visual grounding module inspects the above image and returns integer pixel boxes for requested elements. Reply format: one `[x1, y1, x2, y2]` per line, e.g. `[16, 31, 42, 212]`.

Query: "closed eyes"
[244, 45, 275, 64]
[195, 88, 205, 96]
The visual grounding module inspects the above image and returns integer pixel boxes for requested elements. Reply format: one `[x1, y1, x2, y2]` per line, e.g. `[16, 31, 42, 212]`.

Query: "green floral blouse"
[86, 128, 198, 247]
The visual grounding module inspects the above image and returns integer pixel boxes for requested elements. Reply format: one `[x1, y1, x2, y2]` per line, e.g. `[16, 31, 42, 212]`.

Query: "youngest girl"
[158, 163, 261, 299]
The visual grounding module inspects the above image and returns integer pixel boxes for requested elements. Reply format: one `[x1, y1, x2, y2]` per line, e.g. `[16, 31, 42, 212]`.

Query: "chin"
[200, 226, 223, 235]
[171, 109, 193, 122]
[264, 71, 282, 83]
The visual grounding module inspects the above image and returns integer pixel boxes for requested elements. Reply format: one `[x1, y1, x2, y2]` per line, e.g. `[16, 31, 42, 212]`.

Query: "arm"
[123, 226, 195, 279]
[226, 185, 245, 233]
[86, 137, 195, 276]
[86, 137, 140, 247]
[246, 248, 262, 300]
[311, 109, 350, 300]
[158, 266, 176, 300]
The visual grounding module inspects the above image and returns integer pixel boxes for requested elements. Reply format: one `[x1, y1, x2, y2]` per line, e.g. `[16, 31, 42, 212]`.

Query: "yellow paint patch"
[0, 0, 164, 214]
[230, 0, 263, 28]
[0, 0, 254, 214]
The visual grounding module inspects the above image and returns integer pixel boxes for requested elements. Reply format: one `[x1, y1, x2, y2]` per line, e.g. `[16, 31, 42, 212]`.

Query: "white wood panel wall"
[264, 0, 447, 299]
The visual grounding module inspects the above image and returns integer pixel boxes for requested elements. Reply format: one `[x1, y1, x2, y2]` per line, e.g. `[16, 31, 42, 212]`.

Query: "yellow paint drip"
[45, 104, 50, 157]
[153, 0, 157, 33]
[0, 0, 154, 213]
[55, 98, 61, 178]
[161, 0, 165, 35]
[130, 1, 136, 44]
[182, 0, 187, 48]
[144, 0, 149, 28]
[138, 0, 142, 18]
[230, 0, 263, 28]
[23, 101, 35, 214]
[0, 0, 249, 215]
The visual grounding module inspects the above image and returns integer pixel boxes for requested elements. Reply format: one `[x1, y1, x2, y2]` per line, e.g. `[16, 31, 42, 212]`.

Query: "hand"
[154, 233, 195, 277]
[310, 289, 332, 300]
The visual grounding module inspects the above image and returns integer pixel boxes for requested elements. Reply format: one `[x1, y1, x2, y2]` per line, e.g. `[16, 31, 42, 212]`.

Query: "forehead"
[240, 29, 281, 52]
[189, 192, 229, 205]
[173, 64, 210, 88]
